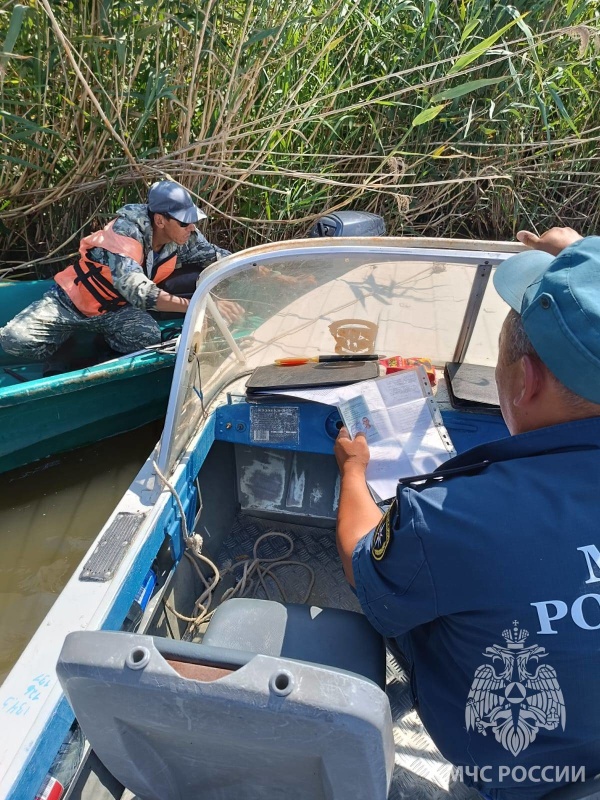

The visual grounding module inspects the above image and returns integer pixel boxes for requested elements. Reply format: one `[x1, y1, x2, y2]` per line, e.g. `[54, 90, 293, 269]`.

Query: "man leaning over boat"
[335, 225, 600, 800]
[0, 180, 243, 366]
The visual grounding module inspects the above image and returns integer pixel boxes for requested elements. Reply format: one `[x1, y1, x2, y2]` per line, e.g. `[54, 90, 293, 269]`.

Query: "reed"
[0, 0, 598, 278]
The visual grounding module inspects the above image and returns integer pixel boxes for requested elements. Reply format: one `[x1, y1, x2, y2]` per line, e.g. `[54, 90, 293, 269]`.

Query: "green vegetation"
[1, 0, 599, 276]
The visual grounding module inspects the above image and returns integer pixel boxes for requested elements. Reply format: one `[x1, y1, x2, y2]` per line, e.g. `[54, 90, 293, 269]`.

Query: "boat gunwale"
[0, 409, 219, 800]
[0, 350, 175, 407]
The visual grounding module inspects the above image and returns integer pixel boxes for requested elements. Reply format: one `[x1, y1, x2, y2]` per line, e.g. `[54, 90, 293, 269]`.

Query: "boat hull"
[0, 355, 174, 473]
[0, 238, 524, 800]
[0, 279, 176, 473]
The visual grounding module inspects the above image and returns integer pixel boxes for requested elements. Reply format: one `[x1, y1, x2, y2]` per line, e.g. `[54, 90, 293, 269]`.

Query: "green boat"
[0, 279, 180, 474]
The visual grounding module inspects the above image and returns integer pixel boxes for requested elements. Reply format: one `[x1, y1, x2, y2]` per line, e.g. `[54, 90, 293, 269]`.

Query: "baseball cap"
[493, 236, 600, 403]
[147, 181, 207, 224]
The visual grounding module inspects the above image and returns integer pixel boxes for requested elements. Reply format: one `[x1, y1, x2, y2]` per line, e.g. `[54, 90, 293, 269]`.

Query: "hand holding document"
[271, 366, 456, 500]
[336, 367, 455, 499]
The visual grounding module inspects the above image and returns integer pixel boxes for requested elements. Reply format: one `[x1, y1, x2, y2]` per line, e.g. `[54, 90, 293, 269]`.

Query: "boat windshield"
[159, 237, 519, 473]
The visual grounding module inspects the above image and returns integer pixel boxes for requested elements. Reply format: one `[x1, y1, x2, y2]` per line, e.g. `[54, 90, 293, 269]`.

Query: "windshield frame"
[158, 236, 523, 474]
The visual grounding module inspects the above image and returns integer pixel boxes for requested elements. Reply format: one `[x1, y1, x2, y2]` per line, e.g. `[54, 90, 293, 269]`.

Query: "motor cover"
[309, 211, 386, 238]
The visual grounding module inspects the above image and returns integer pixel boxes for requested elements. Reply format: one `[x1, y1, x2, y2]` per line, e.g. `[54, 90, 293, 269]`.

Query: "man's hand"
[215, 298, 245, 324]
[257, 265, 316, 287]
[517, 227, 583, 256]
[334, 427, 379, 587]
[334, 427, 370, 474]
[275, 273, 317, 287]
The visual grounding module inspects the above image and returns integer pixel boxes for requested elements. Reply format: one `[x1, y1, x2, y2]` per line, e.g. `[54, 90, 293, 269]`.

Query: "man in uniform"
[334, 227, 600, 799]
[0, 180, 243, 363]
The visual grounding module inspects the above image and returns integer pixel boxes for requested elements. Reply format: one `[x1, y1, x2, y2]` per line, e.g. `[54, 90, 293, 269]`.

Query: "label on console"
[250, 406, 300, 445]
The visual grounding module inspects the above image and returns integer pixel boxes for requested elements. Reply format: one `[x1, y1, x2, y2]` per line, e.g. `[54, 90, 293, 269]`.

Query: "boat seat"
[201, 597, 387, 688]
[57, 601, 394, 800]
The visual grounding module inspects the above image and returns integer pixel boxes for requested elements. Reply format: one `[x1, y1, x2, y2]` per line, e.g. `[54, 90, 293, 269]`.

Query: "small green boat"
[0, 279, 179, 474]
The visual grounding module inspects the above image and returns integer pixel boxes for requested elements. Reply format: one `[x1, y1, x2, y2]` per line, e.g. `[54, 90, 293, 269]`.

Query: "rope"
[220, 531, 315, 606]
[152, 463, 315, 639]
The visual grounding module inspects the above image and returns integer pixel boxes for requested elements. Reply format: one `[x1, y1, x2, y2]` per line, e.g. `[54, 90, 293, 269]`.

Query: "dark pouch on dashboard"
[246, 360, 379, 394]
[444, 362, 500, 413]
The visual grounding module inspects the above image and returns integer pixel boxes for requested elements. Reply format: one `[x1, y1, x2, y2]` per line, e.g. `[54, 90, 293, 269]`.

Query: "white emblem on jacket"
[466, 621, 565, 756]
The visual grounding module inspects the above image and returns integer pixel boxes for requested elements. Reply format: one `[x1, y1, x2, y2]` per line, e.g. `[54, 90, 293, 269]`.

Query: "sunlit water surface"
[0, 421, 163, 683]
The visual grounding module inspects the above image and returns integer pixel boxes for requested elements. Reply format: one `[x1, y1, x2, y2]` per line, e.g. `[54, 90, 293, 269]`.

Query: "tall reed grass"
[0, 0, 599, 277]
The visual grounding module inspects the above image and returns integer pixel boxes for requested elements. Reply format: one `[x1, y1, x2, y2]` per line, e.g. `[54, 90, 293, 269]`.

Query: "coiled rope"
[153, 461, 315, 638]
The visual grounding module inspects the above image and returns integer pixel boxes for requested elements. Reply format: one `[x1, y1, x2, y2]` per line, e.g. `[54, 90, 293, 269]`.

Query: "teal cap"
[493, 237, 600, 403]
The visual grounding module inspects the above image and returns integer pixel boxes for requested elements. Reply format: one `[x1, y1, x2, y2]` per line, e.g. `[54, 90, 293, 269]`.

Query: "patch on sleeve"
[372, 499, 397, 561]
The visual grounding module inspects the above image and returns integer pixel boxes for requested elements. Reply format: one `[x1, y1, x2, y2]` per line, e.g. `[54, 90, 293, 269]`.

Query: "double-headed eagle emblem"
[466, 621, 565, 757]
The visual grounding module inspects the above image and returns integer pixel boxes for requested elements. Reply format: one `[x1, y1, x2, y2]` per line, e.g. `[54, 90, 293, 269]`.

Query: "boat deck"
[69, 512, 482, 800]
[179, 513, 479, 800]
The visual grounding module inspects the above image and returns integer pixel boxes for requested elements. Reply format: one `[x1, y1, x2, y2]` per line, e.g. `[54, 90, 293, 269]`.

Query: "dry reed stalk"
[0, 2, 598, 277]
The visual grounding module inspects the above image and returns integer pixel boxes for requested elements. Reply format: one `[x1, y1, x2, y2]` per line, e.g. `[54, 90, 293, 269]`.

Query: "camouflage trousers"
[0, 285, 161, 361]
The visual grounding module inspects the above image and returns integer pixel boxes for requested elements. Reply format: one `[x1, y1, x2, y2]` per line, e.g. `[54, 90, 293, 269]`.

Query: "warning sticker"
[250, 406, 300, 445]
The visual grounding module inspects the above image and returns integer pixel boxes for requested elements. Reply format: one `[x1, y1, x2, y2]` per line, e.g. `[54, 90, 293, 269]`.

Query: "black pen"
[274, 354, 381, 366]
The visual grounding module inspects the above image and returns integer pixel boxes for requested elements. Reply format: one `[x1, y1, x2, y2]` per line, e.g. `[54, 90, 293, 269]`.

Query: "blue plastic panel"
[216, 401, 509, 458]
[216, 401, 341, 455]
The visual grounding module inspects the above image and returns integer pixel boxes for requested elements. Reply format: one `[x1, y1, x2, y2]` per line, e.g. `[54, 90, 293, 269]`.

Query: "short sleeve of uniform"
[352, 488, 438, 638]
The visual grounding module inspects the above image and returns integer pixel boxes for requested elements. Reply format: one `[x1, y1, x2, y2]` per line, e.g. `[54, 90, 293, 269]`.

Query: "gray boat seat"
[202, 598, 387, 688]
[57, 601, 394, 800]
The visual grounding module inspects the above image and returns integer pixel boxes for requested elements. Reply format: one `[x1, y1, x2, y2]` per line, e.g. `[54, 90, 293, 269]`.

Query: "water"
[0, 421, 163, 683]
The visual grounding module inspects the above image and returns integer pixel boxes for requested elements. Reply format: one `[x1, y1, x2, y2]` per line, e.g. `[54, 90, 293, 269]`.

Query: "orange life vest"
[54, 220, 177, 317]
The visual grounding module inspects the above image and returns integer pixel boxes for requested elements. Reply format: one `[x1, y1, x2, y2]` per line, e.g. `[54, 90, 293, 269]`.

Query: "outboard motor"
[309, 210, 386, 238]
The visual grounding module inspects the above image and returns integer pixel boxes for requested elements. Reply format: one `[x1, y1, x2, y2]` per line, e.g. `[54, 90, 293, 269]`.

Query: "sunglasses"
[165, 214, 195, 228]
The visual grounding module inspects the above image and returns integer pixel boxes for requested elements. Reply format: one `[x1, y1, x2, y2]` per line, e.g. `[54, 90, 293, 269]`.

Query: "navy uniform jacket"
[353, 417, 600, 791]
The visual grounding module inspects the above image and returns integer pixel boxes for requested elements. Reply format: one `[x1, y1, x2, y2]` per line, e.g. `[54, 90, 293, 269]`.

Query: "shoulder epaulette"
[397, 459, 491, 488]
[379, 459, 491, 506]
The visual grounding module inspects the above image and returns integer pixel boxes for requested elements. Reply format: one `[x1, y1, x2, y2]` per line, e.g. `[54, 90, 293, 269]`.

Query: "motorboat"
[4, 233, 586, 800]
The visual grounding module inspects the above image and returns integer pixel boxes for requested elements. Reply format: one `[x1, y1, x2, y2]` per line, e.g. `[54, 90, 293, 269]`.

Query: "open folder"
[264, 366, 456, 501]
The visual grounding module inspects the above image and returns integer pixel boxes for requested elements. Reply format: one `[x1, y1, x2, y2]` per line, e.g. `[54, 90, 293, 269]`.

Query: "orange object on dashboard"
[275, 354, 380, 366]
[379, 356, 436, 386]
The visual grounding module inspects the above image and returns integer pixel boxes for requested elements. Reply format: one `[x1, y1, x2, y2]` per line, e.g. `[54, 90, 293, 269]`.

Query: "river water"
[0, 421, 163, 683]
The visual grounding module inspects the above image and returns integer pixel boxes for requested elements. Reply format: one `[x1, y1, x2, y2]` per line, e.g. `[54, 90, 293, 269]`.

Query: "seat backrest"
[57, 630, 394, 800]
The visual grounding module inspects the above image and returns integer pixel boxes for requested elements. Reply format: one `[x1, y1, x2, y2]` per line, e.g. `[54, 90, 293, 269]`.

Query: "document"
[271, 366, 456, 500]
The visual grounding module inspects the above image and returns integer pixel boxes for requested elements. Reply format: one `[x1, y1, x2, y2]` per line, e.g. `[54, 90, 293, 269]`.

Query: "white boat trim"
[0, 412, 216, 799]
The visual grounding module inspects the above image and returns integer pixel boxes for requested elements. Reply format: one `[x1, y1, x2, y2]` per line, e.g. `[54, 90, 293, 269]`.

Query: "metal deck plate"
[215, 514, 360, 611]
[80, 513, 145, 582]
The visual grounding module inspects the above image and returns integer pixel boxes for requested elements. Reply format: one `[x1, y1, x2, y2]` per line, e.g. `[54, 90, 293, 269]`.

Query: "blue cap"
[493, 237, 600, 403]
[147, 180, 206, 224]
